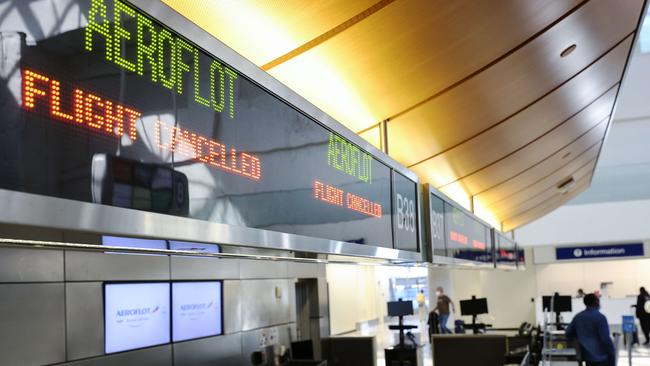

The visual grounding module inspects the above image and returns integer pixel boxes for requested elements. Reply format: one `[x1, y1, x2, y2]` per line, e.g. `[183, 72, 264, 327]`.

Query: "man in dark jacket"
[637, 287, 650, 345]
[566, 293, 615, 366]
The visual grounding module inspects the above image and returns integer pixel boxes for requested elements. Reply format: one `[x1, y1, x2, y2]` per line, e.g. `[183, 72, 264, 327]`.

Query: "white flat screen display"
[102, 236, 168, 250]
[169, 241, 221, 254]
[172, 281, 223, 342]
[104, 283, 171, 354]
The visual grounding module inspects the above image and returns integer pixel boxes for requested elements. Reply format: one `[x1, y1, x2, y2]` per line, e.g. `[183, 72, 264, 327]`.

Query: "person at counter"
[566, 294, 615, 366]
[577, 288, 586, 298]
[433, 287, 454, 334]
[637, 287, 650, 345]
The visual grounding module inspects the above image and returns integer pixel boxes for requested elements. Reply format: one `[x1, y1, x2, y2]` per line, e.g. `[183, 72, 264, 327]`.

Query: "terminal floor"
[347, 316, 650, 366]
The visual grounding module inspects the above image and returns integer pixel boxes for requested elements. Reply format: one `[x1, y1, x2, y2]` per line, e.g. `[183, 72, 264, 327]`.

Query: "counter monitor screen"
[542, 295, 572, 313]
[104, 282, 171, 354]
[0, 0, 420, 253]
[387, 300, 413, 317]
[460, 297, 489, 316]
[172, 281, 223, 342]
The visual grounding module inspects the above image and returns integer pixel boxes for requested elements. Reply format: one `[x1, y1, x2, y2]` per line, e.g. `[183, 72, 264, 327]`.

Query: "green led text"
[327, 132, 372, 184]
[85, 0, 238, 118]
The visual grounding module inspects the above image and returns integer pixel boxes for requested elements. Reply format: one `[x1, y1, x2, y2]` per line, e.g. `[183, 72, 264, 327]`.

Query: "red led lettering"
[50, 80, 74, 121]
[21, 68, 259, 181]
[472, 240, 486, 250]
[450, 231, 468, 245]
[313, 180, 382, 218]
[21, 68, 139, 142]
[155, 120, 261, 181]
[314, 180, 343, 207]
[84, 93, 104, 130]
[23, 69, 49, 109]
[346, 192, 382, 218]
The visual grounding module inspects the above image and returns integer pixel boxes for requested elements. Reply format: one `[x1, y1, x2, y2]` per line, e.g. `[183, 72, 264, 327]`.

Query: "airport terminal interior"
[3, 0, 650, 365]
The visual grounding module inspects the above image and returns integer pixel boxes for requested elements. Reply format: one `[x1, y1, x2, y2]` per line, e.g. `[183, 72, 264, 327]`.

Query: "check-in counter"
[535, 297, 636, 325]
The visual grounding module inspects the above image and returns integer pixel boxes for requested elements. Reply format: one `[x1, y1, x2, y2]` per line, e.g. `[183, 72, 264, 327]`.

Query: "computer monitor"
[542, 295, 572, 313]
[460, 297, 489, 316]
[171, 281, 223, 342]
[104, 282, 171, 354]
[387, 300, 413, 317]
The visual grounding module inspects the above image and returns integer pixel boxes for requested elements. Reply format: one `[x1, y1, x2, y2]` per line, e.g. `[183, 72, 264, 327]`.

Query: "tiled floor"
[618, 345, 650, 365]
[349, 316, 650, 366]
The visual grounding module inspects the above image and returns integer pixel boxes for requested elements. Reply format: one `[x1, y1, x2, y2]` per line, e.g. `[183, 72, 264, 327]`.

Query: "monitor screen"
[460, 298, 489, 316]
[542, 295, 572, 313]
[387, 300, 413, 316]
[168, 241, 221, 254]
[444, 203, 492, 263]
[102, 236, 167, 250]
[104, 282, 171, 354]
[172, 281, 223, 342]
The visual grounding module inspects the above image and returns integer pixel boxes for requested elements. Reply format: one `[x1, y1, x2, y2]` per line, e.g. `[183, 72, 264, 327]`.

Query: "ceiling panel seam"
[496, 173, 593, 221]
[503, 180, 589, 227]
[406, 33, 633, 168]
[480, 138, 603, 206]
[502, 183, 589, 229]
[489, 158, 596, 213]
[434, 84, 619, 189]
[374, 0, 589, 127]
[261, 0, 398, 71]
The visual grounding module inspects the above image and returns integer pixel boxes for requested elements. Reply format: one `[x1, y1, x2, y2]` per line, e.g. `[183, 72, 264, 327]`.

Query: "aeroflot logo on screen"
[180, 302, 213, 311]
[116, 306, 160, 317]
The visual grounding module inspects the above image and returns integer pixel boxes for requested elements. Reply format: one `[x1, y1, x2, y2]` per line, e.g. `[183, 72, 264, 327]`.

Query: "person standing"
[416, 289, 427, 323]
[433, 286, 455, 334]
[636, 287, 650, 345]
[566, 293, 616, 366]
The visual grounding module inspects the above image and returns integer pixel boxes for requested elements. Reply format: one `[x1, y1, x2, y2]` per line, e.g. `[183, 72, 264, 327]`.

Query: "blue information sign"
[556, 243, 644, 261]
[622, 315, 636, 334]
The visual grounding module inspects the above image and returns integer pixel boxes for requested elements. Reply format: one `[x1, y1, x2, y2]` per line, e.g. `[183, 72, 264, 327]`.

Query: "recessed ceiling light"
[557, 177, 576, 194]
[561, 44, 577, 58]
[561, 152, 572, 159]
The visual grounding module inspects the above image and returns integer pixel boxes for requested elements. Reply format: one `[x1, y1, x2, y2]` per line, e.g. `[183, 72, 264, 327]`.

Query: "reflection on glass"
[0, 0, 417, 250]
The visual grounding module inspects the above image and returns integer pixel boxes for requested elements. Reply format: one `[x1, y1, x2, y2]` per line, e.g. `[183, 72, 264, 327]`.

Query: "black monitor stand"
[388, 315, 417, 348]
[385, 315, 422, 366]
[555, 312, 564, 330]
[464, 295, 486, 334]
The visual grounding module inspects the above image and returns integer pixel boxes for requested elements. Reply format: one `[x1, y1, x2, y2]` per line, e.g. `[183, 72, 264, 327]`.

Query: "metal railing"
[0, 237, 418, 267]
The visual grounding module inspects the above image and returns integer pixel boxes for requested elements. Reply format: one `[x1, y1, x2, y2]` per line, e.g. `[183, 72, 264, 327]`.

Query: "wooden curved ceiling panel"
[387, 0, 642, 166]
[497, 172, 593, 222]
[440, 86, 616, 194]
[489, 158, 596, 217]
[161, 0, 379, 65]
[474, 129, 604, 207]
[410, 35, 630, 188]
[502, 177, 591, 231]
[266, 0, 581, 132]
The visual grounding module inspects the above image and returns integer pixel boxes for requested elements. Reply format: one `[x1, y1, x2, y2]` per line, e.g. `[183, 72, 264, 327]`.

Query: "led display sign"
[426, 189, 447, 258]
[493, 229, 517, 268]
[444, 202, 492, 263]
[0, 0, 419, 252]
